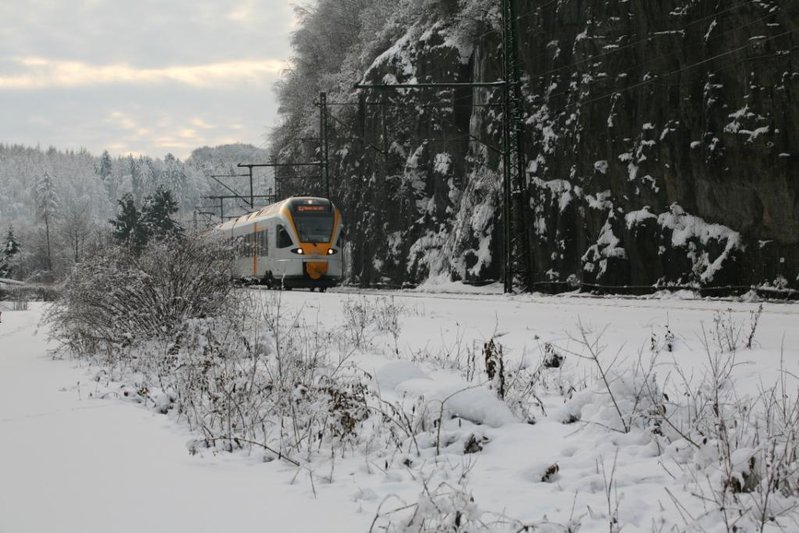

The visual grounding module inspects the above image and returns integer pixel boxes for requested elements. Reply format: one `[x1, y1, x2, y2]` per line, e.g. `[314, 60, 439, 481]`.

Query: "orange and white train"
[214, 197, 343, 290]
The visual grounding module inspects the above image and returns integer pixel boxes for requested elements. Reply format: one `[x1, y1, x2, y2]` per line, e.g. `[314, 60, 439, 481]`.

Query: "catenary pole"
[501, 0, 513, 293]
[320, 92, 331, 199]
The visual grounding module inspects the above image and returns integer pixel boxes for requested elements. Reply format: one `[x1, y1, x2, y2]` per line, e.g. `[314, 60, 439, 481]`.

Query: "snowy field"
[1, 289, 798, 532]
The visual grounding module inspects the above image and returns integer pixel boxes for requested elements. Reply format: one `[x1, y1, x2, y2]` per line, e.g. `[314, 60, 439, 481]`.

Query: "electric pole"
[319, 92, 330, 199]
[501, 5, 514, 294]
[502, 0, 529, 293]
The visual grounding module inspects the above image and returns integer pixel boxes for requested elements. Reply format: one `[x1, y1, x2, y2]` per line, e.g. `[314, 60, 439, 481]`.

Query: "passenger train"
[213, 197, 343, 290]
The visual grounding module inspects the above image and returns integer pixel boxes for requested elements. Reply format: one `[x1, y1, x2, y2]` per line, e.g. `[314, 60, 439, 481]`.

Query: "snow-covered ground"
[0, 303, 362, 533]
[1, 290, 798, 532]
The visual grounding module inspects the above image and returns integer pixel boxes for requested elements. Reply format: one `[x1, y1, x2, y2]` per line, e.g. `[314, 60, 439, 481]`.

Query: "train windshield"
[293, 210, 334, 243]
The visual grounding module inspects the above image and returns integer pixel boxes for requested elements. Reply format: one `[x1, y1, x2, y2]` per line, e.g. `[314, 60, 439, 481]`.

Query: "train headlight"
[327, 248, 338, 255]
[291, 248, 304, 255]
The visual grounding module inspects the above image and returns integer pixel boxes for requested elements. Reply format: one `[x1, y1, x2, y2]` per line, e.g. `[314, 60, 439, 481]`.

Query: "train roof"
[213, 196, 334, 232]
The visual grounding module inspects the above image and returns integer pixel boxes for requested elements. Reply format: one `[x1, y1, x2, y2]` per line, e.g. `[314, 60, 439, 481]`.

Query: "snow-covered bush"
[370, 464, 486, 532]
[45, 235, 235, 355]
[710, 304, 763, 353]
[554, 318, 799, 531]
[342, 295, 406, 351]
[88, 290, 372, 464]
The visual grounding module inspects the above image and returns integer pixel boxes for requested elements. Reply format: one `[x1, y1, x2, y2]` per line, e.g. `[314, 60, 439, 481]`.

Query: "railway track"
[245, 285, 799, 317]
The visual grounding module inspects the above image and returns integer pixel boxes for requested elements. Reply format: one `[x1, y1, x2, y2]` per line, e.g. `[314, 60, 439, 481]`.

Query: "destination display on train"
[296, 205, 327, 213]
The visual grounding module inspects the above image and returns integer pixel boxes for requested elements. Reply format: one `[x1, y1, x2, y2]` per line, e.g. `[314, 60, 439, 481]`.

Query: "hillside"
[271, 0, 798, 292]
[0, 143, 268, 279]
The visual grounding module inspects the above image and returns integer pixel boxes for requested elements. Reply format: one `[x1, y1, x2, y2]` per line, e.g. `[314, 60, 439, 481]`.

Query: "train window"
[257, 230, 268, 256]
[277, 225, 293, 248]
[236, 234, 251, 258]
[292, 211, 334, 243]
[244, 233, 255, 257]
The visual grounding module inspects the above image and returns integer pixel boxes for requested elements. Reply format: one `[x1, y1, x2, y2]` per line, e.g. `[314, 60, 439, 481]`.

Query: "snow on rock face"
[658, 203, 742, 283]
[625, 207, 657, 228]
[280, 0, 799, 291]
[443, 166, 499, 282]
[532, 177, 579, 214]
[433, 153, 451, 175]
[367, 24, 419, 84]
[582, 217, 627, 278]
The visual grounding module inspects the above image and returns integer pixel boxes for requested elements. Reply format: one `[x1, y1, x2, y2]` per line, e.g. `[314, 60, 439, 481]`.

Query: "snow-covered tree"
[0, 226, 21, 278]
[142, 187, 184, 241]
[111, 194, 147, 250]
[59, 199, 95, 265]
[34, 172, 59, 271]
[111, 188, 183, 251]
[163, 153, 183, 189]
[128, 156, 143, 204]
[97, 149, 119, 202]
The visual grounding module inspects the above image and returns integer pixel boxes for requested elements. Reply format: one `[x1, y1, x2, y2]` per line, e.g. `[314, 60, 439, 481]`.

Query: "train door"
[255, 224, 268, 277]
[263, 222, 274, 278]
[251, 224, 259, 277]
[275, 224, 294, 277]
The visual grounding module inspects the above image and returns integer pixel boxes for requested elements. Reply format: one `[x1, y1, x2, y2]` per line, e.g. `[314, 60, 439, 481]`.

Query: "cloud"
[108, 111, 138, 131]
[0, 57, 287, 90]
[0, 83, 278, 159]
[0, 1, 296, 158]
[227, 1, 254, 23]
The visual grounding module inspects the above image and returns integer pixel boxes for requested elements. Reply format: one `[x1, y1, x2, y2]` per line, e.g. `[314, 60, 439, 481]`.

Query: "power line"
[356, 81, 506, 89]
[546, 28, 793, 110]
[521, 9, 782, 98]
[323, 100, 503, 108]
[522, 0, 772, 81]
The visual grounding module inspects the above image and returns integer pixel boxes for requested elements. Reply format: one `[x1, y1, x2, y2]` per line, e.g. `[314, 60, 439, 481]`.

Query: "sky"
[0, 0, 297, 160]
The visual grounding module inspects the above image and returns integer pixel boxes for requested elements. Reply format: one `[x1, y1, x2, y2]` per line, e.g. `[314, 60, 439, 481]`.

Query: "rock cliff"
[272, 0, 799, 292]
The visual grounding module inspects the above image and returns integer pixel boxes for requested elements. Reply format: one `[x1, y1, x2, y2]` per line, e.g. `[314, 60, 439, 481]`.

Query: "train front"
[284, 197, 342, 290]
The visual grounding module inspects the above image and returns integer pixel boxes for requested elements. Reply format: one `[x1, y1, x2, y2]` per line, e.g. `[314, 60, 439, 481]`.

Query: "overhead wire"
[297, 1, 792, 191]
[340, 3, 779, 114]
[469, 0, 562, 43]
[528, 10, 785, 103]
[543, 28, 793, 111]
[330, 24, 793, 166]
[518, 0, 773, 80]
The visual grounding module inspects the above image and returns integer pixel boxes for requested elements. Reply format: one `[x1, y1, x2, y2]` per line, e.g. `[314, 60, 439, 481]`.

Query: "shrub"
[45, 235, 235, 355]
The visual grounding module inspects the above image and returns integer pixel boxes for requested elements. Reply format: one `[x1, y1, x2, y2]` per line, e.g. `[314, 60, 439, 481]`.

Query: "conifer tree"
[98, 150, 117, 201]
[0, 226, 21, 278]
[110, 188, 183, 252]
[98, 150, 112, 181]
[142, 187, 184, 241]
[111, 194, 148, 250]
